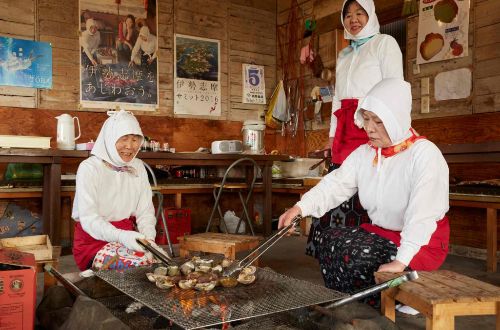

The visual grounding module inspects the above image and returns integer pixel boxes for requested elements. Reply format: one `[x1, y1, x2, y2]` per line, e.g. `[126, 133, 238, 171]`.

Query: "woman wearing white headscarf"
[80, 18, 101, 67]
[279, 79, 449, 303]
[72, 110, 156, 271]
[129, 26, 157, 67]
[306, 0, 404, 257]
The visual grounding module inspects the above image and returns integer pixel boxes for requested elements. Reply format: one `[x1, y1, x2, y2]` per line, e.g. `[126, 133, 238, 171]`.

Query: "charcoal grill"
[95, 266, 346, 330]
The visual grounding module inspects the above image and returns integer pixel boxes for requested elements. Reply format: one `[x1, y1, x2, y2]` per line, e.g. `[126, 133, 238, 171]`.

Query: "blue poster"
[0, 37, 52, 89]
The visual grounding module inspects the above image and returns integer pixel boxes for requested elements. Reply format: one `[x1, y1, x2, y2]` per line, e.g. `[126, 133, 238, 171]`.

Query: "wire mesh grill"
[96, 266, 346, 330]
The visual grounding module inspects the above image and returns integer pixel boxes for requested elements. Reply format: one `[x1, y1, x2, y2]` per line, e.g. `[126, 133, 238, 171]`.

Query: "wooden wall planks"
[0, 0, 276, 123]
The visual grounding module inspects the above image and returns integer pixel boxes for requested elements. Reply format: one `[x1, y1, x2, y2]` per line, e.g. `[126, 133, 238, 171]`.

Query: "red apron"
[331, 99, 369, 164]
[360, 216, 449, 271]
[73, 217, 135, 271]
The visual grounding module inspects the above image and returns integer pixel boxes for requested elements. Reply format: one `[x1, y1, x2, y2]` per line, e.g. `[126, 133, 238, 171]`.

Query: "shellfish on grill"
[195, 281, 217, 291]
[219, 276, 238, 288]
[167, 265, 180, 276]
[155, 277, 175, 290]
[180, 261, 195, 275]
[178, 279, 197, 290]
[237, 273, 256, 285]
[240, 266, 256, 275]
[153, 266, 168, 276]
[221, 258, 233, 268]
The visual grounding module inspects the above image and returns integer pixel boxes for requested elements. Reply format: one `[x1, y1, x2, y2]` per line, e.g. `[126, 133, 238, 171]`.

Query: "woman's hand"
[278, 205, 302, 234]
[377, 260, 406, 273]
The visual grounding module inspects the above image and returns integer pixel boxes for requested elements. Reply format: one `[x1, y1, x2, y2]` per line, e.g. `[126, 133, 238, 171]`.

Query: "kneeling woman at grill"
[279, 78, 449, 300]
[72, 110, 157, 271]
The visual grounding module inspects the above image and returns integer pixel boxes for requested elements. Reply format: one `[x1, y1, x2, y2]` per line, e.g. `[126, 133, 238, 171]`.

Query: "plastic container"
[242, 120, 265, 154]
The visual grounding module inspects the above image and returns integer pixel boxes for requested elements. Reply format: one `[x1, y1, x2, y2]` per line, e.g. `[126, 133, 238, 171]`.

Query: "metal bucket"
[242, 120, 265, 154]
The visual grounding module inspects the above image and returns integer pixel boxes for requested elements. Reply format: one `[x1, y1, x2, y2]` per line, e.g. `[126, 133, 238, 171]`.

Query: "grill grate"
[96, 266, 346, 330]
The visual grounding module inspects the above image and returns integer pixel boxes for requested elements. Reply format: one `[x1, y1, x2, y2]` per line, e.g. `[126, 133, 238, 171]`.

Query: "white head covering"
[86, 18, 98, 35]
[91, 110, 144, 167]
[341, 0, 380, 40]
[354, 78, 412, 145]
[139, 26, 150, 38]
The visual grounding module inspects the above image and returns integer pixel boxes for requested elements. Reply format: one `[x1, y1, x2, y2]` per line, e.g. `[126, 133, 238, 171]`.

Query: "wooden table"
[376, 270, 500, 330]
[0, 149, 288, 244]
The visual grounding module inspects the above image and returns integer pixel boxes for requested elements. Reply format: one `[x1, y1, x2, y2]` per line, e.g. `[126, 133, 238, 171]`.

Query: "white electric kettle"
[56, 114, 81, 150]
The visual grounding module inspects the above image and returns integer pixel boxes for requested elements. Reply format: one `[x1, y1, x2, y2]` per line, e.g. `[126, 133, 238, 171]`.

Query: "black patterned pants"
[317, 227, 398, 307]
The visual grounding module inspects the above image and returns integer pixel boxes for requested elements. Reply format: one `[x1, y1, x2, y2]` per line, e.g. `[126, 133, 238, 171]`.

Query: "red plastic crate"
[155, 208, 191, 244]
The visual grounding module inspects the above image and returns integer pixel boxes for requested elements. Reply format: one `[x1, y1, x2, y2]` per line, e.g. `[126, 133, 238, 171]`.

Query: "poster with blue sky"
[0, 37, 52, 89]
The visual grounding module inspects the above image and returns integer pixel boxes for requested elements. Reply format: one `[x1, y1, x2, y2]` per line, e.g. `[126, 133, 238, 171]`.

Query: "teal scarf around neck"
[350, 35, 375, 51]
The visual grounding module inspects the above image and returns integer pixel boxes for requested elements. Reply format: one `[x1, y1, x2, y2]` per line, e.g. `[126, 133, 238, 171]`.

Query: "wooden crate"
[0, 235, 53, 261]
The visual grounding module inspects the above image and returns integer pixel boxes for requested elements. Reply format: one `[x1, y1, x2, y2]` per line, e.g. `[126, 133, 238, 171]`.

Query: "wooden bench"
[178, 232, 262, 264]
[375, 270, 500, 330]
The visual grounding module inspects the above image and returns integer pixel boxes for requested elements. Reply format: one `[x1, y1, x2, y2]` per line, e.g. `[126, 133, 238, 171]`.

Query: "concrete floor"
[40, 235, 499, 329]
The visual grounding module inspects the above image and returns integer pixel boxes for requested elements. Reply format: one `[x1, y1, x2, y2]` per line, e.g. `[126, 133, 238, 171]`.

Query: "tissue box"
[0, 248, 36, 330]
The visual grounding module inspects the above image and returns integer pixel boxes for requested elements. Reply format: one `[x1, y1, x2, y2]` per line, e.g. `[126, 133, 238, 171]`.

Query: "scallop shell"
[237, 273, 256, 285]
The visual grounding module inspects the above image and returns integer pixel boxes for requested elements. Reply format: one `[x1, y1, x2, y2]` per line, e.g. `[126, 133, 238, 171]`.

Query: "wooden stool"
[179, 233, 262, 264]
[375, 270, 500, 330]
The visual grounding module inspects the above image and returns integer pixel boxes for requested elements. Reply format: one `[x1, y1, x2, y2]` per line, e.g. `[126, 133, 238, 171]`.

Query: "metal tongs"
[223, 215, 302, 277]
[136, 238, 178, 266]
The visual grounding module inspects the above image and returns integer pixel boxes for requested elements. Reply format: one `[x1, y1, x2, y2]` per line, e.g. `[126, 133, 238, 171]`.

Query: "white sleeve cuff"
[396, 243, 420, 266]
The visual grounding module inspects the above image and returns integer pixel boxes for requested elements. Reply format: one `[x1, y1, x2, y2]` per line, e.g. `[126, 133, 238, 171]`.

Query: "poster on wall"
[242, 63, 266, 104]
[174, 34, 220, 116]
[79, 0, 158, 111]
[416, 0, 470, 65]
[0, 37, 52, 89]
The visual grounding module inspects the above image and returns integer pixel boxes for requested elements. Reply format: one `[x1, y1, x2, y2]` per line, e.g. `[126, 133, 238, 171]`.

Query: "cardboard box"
[0, 248, 36, 329]
[0, 235, 52, 261]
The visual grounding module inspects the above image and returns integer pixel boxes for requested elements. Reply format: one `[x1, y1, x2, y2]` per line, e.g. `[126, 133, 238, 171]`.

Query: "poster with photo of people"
[79, 0, 158, 111]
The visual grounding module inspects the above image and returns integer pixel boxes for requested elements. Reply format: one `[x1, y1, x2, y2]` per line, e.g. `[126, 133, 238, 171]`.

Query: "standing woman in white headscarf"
[306, 0, 404, 257]
[280, 79, 449, 304]
[80, 18, 101, 67]
[129, 26, 157, 67]
[72, 110, 157, 271]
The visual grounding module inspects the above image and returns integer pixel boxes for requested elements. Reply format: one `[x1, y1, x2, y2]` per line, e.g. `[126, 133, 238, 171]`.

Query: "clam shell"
[237, 273, 256, 285]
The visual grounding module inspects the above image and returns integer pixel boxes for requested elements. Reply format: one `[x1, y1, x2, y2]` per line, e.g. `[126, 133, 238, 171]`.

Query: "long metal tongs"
[223, 215, 302, 277]
[136, 238, 178, 266]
